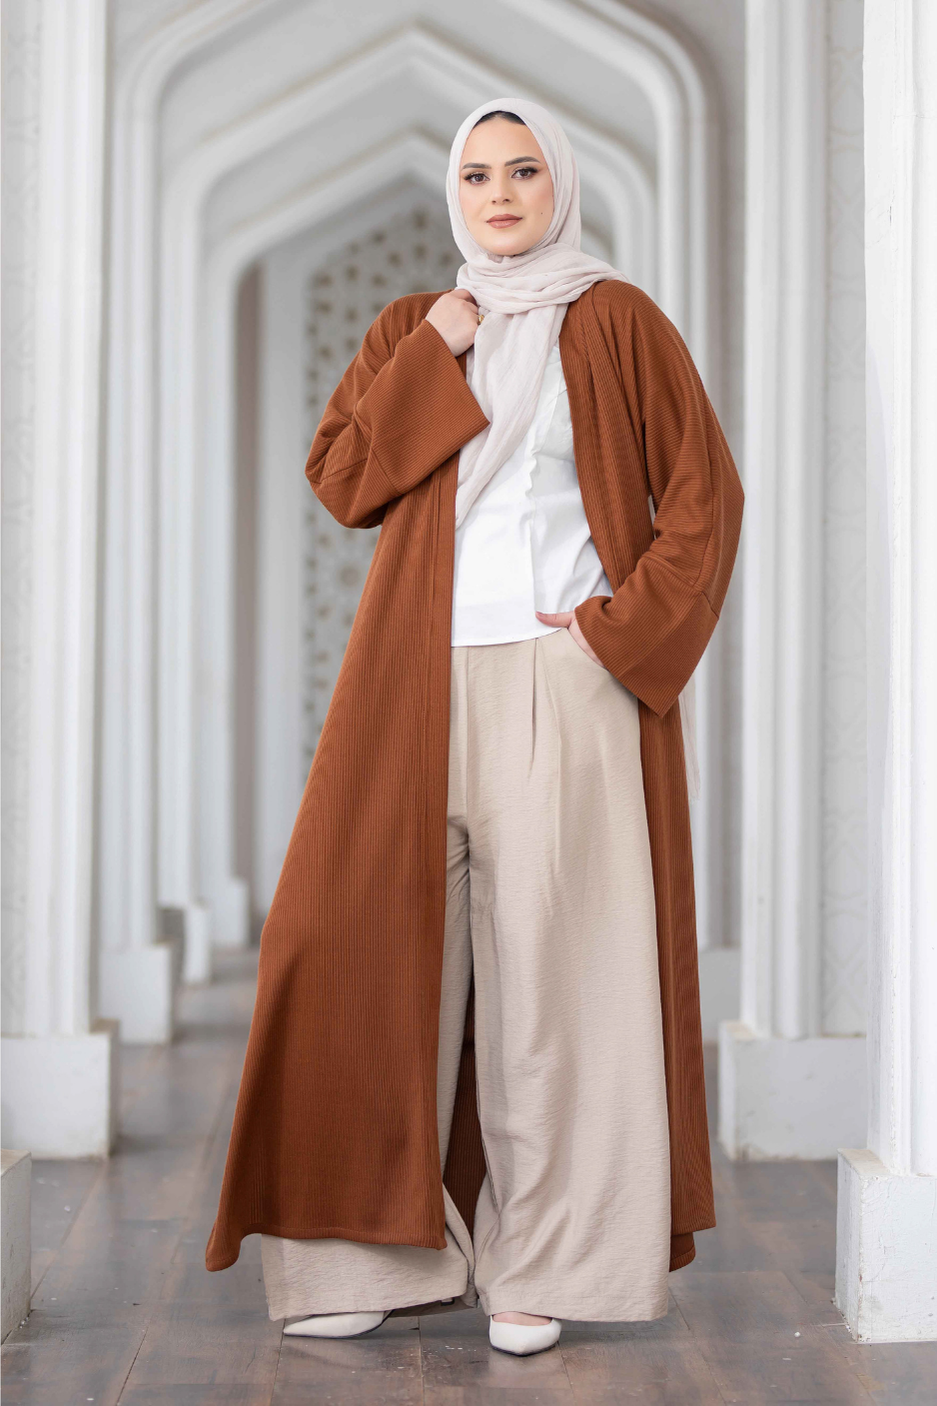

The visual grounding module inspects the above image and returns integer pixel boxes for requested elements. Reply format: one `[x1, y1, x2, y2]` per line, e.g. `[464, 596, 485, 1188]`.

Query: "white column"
[719, 0, 866, 1160]
[0, 0, 118, 1154]
[694, 632, 742, 1041]
[254, 245, 308, 918]
[193, 265, 251, 952]
[835, 0, 937, 1343]
[97, 24, 181, 1036]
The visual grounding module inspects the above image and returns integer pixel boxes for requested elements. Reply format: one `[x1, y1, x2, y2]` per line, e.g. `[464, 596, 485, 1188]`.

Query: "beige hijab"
[445, 96, 629, 527]
[445, 97, 700, 800]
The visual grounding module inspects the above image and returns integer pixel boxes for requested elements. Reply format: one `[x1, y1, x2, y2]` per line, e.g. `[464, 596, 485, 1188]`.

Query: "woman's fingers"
[425, 290, 481, 356]
[535, 609, 605, 668]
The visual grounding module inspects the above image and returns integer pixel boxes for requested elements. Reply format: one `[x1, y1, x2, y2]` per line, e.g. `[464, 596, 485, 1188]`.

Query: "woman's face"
[458, 117, 554, 256]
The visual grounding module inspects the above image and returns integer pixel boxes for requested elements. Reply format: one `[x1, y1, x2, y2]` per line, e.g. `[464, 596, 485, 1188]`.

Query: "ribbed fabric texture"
[204, 281, 744, 1278]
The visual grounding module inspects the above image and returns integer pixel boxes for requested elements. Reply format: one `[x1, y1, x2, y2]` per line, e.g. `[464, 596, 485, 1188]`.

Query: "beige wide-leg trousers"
[261, 625, 671, 1322]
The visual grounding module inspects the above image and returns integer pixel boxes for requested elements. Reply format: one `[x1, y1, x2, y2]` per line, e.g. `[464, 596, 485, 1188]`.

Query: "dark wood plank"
[781, 1269, 842, 1323]
[271, 1315, 423, 1404]
[6, 958, 936, 1406]
[119, 1390, 270, 1406]
[712, 1156, 838, 1224]
[669, 1270, 816, 1339]
[1, 1311, 148, 1406]
[808, 1160, 840, 1199]
[692, 1330, 876, 1403]
[669, 1270, 876, 1402]
[745, 1220, 843, 1323]
[418, 1306, 572, 1392]
[686, 1190, 777, 1273]
[161, 1234, 269, 1311]
[423, 1391, 574, 1405]
[560, 1334, 724, 1404]
[29, 1157, 102, 1294]
[120, 1301, 281, 1388]
[821, 1324, 937, 1404]
[31, 1216, 187, 1307]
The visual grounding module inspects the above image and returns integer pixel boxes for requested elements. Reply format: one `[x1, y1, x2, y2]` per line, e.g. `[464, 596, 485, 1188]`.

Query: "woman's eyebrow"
[460, 156, 543, 171]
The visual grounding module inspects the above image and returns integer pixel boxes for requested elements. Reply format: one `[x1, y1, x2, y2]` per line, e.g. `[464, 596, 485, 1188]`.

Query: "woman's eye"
[463, 168, 539, 185]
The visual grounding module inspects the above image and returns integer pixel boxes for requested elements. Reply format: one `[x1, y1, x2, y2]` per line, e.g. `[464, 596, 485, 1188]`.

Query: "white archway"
[174, 119, 651, 959]
[100, 0, 721, 1037]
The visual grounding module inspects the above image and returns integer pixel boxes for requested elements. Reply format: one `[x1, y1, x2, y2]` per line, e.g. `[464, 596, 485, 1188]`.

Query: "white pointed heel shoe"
[283, 1308, 392, 1338]
[488, 1315, 562, 1356]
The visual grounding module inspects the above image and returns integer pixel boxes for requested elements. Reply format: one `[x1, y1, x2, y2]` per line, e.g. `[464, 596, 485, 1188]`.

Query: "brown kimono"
[205, 278, 744, 1276]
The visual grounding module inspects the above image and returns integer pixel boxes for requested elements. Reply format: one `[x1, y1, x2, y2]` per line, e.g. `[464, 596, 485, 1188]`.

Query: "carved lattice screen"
[302, 205, 462, 772]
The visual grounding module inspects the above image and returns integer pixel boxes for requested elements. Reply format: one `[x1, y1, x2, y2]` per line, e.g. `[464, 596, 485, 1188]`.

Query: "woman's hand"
[535, 609, 605, 667]
[425, 289, 481, 357]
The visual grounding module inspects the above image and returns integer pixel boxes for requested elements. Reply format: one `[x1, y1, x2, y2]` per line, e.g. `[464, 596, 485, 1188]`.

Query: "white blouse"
[451, 342, 614, 646]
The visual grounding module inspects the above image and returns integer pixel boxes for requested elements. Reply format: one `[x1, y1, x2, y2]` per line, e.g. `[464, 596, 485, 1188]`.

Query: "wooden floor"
[4, 950, 936, 1405]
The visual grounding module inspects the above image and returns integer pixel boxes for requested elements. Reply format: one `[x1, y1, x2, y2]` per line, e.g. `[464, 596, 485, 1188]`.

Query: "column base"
[1, 1150, 31, 1338]
[718, 1020, 866, 1159]
[836, 1148, 937, 1342]
[163, 903, 213, 985]
[98, 938, 180, 1043]
[182, 901, 212, 983]
[0, 1022, 118, 1157]
[698, 946, 740, 1041]
[209, 876, 251, 950]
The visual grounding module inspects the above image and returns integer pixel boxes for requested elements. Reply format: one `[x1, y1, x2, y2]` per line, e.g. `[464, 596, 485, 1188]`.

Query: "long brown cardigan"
[205, 279, 744, 1276]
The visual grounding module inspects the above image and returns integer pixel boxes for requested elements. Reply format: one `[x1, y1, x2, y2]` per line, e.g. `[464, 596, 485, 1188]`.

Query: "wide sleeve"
[573, 284, 744, 717]
[305, 302, 490, 528]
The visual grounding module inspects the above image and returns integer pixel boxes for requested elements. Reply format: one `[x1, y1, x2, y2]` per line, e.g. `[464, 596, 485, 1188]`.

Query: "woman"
[205, 98, 744, 1358]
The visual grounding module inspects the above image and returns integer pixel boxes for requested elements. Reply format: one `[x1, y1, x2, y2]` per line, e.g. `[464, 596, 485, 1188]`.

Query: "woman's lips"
[488, 215, 521, 227]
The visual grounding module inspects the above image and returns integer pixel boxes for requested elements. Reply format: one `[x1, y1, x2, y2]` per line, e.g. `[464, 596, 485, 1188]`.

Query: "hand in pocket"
[534, 609, 606, 668]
